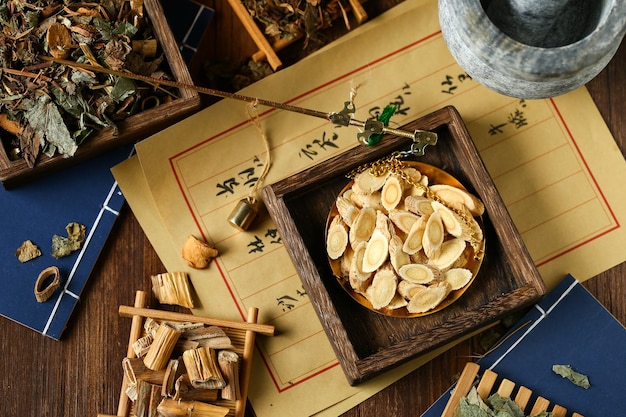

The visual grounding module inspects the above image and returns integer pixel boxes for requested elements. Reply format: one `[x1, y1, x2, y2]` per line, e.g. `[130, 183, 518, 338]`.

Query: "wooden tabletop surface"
[1, 1, 625, 416]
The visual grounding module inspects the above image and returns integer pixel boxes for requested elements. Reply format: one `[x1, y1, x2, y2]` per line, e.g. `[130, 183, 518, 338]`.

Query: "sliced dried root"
[365, 265, 398, 309]
[398, 280, 426, 300]
[398, 263, 440, 284]
[336, 196, 360, 227]
[405, 195, 435, 216]
[362, 228, 389, 272]
[429, 184, 485, 216]
[389, 210, 420, 234]
[389, 235, 410, 274]
[329, 163, 485, 314]
[403, 215, 427, 255]
[428, 238, 467, 270]
[327, 215, 349, 260]
[349, 206, 376, 249]
[381, 174, 404, 211]
[349, 242, 372, 293]
[444, 268, 473, 290]
[353, 169, 388, 194]
[407, 282, 451, 314]
[423, 212, 445, 258]
[350, 190, 383, 210]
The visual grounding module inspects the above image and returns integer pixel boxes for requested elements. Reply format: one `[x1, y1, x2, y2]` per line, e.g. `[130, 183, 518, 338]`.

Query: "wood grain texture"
[0, 1, 625, 416]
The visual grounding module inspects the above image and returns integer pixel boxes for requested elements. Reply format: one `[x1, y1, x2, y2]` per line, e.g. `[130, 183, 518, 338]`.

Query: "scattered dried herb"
[243, 0, 351, 50]
[51, 221, 86, 258]
[552, 364, 590, 389]
[15, 239, 42, 262]
[456, 387, 553, 417]
[0, 0, 178, 167]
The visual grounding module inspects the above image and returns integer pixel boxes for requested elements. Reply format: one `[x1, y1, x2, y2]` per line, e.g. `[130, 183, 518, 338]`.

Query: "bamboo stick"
[118, 305, 274, 336]
[235, 307, 259, 417]
[118, 290, 149, 417]
[157, 398, 229, 417]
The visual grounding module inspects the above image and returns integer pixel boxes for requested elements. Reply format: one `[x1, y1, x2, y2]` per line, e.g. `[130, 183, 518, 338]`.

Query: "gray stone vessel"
[438, 0, 626, 99]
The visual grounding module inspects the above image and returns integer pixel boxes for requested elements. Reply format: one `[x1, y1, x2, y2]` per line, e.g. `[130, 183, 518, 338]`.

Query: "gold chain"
[347, 153, 484, 258]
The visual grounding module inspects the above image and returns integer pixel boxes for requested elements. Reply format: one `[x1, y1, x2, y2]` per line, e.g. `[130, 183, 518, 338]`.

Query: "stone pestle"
[438, 0, 626, 98]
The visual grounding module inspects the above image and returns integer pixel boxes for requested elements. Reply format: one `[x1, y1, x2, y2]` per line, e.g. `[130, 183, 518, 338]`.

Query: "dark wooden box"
[0, 0, 203, 188]
[262, 106, 546, 385]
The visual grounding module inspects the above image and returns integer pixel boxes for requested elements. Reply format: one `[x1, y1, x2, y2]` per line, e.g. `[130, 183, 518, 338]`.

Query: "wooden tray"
[262, 106, 546, 385]
[102, 291, 275, 417]
[442, 362, 584, 417]
[0, 0, 203, 188]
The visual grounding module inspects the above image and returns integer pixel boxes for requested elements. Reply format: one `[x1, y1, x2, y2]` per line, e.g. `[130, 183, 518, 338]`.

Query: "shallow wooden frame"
[262, 106, 546, 385]
[0, 0, 203, 188]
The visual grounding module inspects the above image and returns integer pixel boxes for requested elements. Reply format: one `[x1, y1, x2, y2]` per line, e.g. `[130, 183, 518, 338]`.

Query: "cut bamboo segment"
[144, 323, 181, 371]
[157, 398, 229, 417]
[123, 357, 166, 386]
[151, 271, 195, 308]
[182, 347, 226, 390]
[218, 350, 241, 400]
[441, 362, 585, 417]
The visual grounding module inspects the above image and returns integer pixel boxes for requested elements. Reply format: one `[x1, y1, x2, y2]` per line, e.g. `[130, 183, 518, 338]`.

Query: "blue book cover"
[421, 274, 626, 416]
[0, 146, 131, 340]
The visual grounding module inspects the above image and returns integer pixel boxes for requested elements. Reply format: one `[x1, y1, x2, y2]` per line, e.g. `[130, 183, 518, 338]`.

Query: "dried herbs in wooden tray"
[0, 0, 202, 187]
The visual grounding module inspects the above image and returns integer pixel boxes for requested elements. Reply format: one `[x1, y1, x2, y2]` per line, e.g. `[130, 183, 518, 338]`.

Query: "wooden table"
[1, 2, 625, 416]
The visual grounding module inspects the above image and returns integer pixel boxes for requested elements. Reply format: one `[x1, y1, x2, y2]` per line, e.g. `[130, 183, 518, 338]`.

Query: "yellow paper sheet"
[114, 0, 626, 415]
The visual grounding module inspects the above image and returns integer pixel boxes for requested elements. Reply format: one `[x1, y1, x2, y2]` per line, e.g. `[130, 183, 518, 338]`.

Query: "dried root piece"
[349, 206, 376, 249]
[422, 212, 445, 258]
[398, 263, 440, 284]
[389, 210, 420, 234]
[326, 215, 349, 260]
[349, 242, 372, 293]
[428, 238, 467, 270]
[386, 293, 409, 310]
[398, 280, 426, 300]
[182, 347, 226, 390]
[405, 195, 435, 216]
[350, 190, 383, 210]
[444, 268, 473, 290]
[388, 235, 410, 274]
[336, 196, 360, 227]
[151, 271, 195, 308]
[218, 350, 240, 401]
[362, 228, 389, 273]
[429, 184, 485, 216]
[181, 235, 218, 269]
[381, 174, 404, 211]
[365, 265, 398, 309]
[403, 215, 427, 255]
[353, 169, 387, 194]
[407, 282, 451, 314]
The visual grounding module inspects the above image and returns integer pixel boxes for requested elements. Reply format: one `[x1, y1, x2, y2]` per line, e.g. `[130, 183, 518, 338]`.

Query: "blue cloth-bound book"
[421, 274, 626, 416]
[0, 146, 131, 340]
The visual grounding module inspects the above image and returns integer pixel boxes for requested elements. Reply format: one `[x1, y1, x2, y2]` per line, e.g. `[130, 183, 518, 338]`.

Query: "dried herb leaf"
[15, 240, 42, 263]
[456, 387, 555, 417]
[51, 222, 87, 258]
[25, 96, 78, 157]
[552, 364, 590, 389]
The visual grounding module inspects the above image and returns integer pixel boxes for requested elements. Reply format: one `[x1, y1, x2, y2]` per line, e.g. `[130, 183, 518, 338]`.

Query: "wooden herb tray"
[102, 291, 275, 417]
[442, 362, 584, 417]
[262, 106, 546, 385]
[0, 0, 202, 188]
